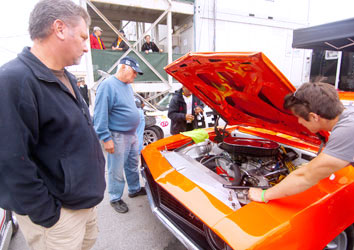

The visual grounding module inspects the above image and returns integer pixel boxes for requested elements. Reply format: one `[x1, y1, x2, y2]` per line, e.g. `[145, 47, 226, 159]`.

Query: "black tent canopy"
[293, 18, 354, 52]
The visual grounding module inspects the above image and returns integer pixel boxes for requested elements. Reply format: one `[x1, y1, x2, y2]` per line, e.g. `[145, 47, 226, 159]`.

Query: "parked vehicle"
[0, 208, 18, 250]
[141, 52, 354, 250]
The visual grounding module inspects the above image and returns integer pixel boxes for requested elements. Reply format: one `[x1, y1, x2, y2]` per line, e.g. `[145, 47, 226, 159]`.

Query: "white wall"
[210, 0, 310, 25]
[172, 16, 194, 54]
[179, 25, 193, 54]
[194, 0, 311, 86]
[216, 21, 308, 86]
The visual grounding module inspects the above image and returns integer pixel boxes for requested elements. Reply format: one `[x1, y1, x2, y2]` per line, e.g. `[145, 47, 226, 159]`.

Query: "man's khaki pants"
[15, 207, 98, 250]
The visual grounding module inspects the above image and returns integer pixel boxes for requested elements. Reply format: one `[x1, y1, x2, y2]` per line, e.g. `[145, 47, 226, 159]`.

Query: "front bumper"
[141, 166, 201, 250]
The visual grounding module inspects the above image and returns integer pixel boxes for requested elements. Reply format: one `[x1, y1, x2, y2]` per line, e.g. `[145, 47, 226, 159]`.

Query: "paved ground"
[9, 159, 187, 250]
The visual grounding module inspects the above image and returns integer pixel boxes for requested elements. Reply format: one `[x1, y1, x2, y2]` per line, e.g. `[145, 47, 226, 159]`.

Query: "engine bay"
[162, 129, 317, 207]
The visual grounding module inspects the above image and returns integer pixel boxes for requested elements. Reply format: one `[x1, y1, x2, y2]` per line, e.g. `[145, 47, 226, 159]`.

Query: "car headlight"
[203, 224, 233, 250]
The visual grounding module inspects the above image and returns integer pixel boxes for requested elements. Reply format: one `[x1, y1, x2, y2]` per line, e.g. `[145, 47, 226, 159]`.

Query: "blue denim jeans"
[136, 109, 145, 153]
[107, 132, 141, 202]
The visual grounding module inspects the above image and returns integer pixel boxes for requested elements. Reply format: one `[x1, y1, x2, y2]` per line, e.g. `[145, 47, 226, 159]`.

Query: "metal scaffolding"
[84, 0, 193, 101]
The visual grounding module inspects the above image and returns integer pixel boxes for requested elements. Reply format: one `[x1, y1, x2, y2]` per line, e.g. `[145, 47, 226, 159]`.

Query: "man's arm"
[90, 35, 95, 49]
[249, 152, 350, 202]
[90, 35, 99, 49]
[93, 82, 114, 153]
[194, 106, 203, 115]
[111, 38, 118, 50]
[141, 43, 147, 52]
[0, 76, 60, 227]
[103, 140, 114, 154]
[168, 96, 186, 121]
[152, 42, 160, 52]
[194, 96, 204, 114]
[118, 41, 129, 51]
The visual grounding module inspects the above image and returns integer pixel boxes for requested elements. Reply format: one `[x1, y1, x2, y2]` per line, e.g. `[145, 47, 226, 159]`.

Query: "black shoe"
[110, 200, 129, 213]
[128, 187, 147, 198]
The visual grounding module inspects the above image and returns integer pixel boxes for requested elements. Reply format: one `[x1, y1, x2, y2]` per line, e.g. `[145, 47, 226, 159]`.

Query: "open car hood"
[165, 52, 328, 146]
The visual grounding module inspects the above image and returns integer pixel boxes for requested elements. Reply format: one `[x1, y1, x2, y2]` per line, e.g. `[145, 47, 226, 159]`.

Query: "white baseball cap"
[93, 26, 103, 32]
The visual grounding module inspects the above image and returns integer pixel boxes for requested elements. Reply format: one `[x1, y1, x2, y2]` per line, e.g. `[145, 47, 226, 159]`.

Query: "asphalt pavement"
[8, 154, 187, 250]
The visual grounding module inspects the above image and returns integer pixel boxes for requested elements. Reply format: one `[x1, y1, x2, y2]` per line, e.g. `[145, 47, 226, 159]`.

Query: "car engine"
[176, 135, 306, 205]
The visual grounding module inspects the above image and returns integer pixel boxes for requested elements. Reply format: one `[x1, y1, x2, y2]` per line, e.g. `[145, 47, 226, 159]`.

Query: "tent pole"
[335, 52, 342, 89]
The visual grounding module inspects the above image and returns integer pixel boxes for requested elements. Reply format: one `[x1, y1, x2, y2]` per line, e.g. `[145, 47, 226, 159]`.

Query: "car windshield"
[155, 93, 173, 111]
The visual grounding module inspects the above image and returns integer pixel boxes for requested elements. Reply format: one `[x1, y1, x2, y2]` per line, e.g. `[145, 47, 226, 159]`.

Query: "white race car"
[143, 92, 226, 146]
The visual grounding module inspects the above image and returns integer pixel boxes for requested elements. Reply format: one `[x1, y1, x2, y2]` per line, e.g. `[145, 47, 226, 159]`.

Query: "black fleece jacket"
[141, 42, 160, 52]
[167, 89, 204, 135]
[0, 47, 106, 227]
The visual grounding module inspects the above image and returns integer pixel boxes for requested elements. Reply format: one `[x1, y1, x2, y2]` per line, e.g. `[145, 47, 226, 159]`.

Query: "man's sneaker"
[110, 200, 129, 213]
[128, 187, 147, 198]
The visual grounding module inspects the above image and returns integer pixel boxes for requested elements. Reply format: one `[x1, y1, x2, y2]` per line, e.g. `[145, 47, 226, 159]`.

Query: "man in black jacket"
[0, 0, 105, 249]
[141, 35, 162, 54]
[168, 86, 204, 135]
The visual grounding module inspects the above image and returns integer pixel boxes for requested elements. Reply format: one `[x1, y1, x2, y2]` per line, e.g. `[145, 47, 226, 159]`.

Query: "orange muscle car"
[141, 52, 354, 250]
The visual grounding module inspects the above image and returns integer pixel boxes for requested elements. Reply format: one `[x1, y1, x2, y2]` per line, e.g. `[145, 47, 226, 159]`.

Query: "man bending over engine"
[249, 82, 354, 203]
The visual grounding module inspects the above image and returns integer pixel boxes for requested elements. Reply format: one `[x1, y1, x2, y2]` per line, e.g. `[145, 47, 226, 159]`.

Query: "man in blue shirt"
[94, 56, 146, 213]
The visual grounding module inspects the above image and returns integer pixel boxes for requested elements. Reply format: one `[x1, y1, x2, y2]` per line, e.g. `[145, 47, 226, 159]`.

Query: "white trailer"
[194, 0, 312, 87]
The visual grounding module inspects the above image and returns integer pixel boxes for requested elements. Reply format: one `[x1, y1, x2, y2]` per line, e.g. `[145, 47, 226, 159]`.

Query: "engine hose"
[200, 155, 225, 165]
[200, 156, 242, 185]
[199, 155, 225, 170]
[231, 163, 242, 186]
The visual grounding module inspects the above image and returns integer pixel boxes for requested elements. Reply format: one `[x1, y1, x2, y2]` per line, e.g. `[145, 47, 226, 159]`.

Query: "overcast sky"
[0, 0, 353, 66]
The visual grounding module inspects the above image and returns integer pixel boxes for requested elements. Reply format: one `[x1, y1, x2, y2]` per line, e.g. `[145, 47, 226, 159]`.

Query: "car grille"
[159, 187, 204, 231]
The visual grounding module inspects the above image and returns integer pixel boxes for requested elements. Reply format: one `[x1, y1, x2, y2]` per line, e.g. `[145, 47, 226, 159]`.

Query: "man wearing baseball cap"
[93, 56, 145, 213]
[90, 26, 105, 49]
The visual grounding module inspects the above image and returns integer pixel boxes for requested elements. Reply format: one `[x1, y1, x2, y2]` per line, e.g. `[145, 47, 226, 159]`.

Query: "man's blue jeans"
[107, 131, 141, 202]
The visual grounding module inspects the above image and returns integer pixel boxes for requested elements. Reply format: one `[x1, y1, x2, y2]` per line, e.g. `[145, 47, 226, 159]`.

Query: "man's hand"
[248, 188, 268, 203]
[185, 114, 194, 122]
[194, 106, 203, 115]
[103, 140, 114, 154]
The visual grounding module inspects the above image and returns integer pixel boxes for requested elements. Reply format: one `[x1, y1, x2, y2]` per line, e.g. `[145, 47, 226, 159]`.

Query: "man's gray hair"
[29, 0, 91, 40]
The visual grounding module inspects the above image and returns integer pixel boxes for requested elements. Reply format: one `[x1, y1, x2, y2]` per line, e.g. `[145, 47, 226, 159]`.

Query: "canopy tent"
[292, 18, 354, 52]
